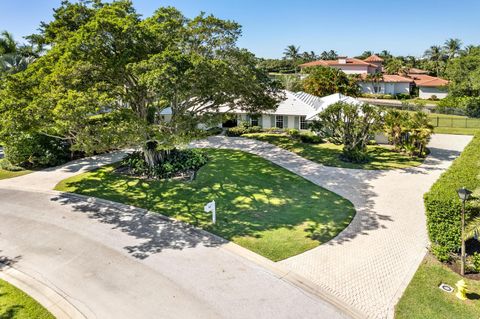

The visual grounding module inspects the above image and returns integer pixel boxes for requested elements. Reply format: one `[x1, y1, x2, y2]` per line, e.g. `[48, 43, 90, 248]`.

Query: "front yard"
[55, 149, 355, 261]
[0, 159, 31, 180]
[0, 279, 54, 319]
[395, 255, 480, 319]
[243, 133, 424, 170]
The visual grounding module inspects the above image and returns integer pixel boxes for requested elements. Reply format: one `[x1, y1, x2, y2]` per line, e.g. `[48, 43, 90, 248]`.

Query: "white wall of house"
[418, 86, 448, 99]
[359, 82, 410, 95]
[332, 65, 369, 74]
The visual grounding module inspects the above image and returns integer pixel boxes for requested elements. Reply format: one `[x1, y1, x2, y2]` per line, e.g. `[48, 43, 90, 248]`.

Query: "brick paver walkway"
[191, 134, 472, 319]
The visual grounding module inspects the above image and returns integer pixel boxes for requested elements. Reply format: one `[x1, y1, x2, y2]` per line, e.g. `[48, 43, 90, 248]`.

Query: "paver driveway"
[191, 134, 473, 319]
[0, 153, 348, 318]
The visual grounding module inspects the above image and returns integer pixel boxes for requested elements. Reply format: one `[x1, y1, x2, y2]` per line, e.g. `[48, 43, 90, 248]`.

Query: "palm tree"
[0, 53, 35, 74]
[0, 31, 17, 55]
[424, 45, 445, 76]
[365, 72, 383, 94]
[444, 38, 462, 59]
[379, 50, 392, 59]
[283, 45, 301, 61]
[462, 44, 478, 56]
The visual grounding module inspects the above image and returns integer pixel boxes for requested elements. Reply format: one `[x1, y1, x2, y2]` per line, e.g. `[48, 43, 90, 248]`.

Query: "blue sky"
[1, 0, 479, 58]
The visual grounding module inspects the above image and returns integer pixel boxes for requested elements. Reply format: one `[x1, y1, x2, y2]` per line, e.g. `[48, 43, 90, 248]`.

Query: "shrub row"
[424, 133, 480, 261]
[225, 125, 263, 137]
[3, 132, 72, 168]
[121, 149, 208, 180]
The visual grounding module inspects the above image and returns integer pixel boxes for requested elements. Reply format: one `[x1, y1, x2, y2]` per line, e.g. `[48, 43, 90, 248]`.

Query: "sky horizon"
[1, 0, 479, 59]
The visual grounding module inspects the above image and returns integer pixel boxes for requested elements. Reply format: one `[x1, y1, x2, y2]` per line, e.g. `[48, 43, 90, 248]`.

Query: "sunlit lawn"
[243, 133, 423, 170]
[55, 149, 355, 261]
[0, 279, 54, 319]
[0, 159, 31, 180]
[395, 255, 480, 319]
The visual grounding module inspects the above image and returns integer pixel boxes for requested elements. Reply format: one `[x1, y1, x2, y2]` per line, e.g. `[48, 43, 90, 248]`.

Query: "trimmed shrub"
[205, 127, 223, 136]
[299, 133, 323, 144]
[121, 149, 208, 180]
[395, 93, 411, 100]
[424, 133, 480, 260]
[473, 252, 480, 272]
[4, 132, 71, 168]
[226, 125, 262, 137]
[465, 97, 480, 118]
[286, 128, 300, 137]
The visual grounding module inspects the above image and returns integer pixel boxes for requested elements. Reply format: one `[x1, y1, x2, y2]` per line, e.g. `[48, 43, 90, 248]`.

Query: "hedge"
[424, 133, 480, 261]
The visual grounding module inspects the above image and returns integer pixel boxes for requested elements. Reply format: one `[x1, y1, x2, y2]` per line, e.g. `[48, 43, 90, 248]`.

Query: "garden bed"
[242, 133, 424, 170]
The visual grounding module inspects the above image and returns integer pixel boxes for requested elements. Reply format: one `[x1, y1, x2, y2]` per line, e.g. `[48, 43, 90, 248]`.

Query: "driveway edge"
[0, 262, 87, 319]
[48, 190, 366, 319]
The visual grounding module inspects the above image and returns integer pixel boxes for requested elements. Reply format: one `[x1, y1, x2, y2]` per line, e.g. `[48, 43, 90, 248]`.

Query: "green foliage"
[383, 109, 433, 157]
[0, 158, 24, 172]
[430, 244, 453, 263]
[424, 133, 480, 260]
[56, 149, 355, 261]
[299, 133, 323, 144]
[286, 128, 300, 137]
[445, 46, 480, 97]
[0, 1, 282, 168]
[121, 149, 208, 180]
[310, 102, 383, 163]
[3, 132, 71, 168]
[226, 124, 262, 137]
[302, 66, 360, 97]
[472, 252, 480, 272]
[465, 97, 480, 118]
[205, 127, 223, 136]
[395, 93, 411, 100]
[276, 74, 303, 91]
[257, 59, 297, 74]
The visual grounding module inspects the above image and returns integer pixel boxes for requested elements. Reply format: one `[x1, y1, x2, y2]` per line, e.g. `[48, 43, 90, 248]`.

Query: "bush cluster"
[121, 149, 208, 180]
[361, 93, 396, 100]
[424, 133, 480, 261]
[226, 124, 263, 137]
[3, 132, 72, 168]
[437, 96, 480, 117]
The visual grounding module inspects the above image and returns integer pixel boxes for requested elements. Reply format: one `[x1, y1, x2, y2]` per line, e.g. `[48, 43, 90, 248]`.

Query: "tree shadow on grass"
[0, 305, 23, 319]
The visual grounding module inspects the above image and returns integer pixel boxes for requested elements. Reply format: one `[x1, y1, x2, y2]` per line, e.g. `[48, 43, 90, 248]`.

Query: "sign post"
[204, 200, 216, 224]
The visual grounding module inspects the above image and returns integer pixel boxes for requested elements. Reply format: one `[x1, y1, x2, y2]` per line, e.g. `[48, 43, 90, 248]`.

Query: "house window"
[300, 116, 308, 130]
[275, 115, 284, 129]
[251, 116, 259, 127]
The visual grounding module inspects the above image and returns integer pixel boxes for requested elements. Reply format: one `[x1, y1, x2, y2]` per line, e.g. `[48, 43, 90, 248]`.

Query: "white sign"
[204, 200, 216, 224]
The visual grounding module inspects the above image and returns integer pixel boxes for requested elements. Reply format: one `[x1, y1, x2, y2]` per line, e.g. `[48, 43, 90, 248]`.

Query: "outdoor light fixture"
[457, 187, 472, 276]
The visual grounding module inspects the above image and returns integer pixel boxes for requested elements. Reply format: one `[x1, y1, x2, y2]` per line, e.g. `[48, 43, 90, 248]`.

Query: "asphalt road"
[0, 188, 349, 319]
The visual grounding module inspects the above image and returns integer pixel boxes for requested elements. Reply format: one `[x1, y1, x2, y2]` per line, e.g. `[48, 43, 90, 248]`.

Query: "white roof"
[159, 91, 362, 120]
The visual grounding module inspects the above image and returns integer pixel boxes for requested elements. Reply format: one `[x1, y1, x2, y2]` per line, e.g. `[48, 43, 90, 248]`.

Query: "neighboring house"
[407, 74, 449, 99]
[300, 54, 449, 99]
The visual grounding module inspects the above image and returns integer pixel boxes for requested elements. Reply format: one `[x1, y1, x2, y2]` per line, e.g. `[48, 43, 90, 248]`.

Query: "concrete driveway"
[191, 134, 473, 318]
[0, 187, 348, 319]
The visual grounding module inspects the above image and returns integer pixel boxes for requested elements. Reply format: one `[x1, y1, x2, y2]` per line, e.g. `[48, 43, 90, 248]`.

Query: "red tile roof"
[364, 54, 384, 62]
[407, 68, 429, 74]
[409, 74, 449, 87]
[359, 74, 413, 83]
[300, 58, 378, 68]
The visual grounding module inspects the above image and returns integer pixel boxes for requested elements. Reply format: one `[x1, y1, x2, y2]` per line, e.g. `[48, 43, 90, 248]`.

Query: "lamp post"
[457, 187, 472, 276]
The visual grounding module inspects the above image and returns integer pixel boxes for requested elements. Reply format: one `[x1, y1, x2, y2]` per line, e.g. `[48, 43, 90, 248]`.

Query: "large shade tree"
[0, 1, 281, 167]
[302, 66, 360, 97]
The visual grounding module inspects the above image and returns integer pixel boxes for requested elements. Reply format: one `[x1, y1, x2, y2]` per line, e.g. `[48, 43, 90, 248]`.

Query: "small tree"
[310, 102, 383, 163]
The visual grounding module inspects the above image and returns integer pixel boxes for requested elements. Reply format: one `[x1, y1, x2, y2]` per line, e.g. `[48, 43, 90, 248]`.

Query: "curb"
[54, 191, 366, 319]
[0, 262, 87, 319]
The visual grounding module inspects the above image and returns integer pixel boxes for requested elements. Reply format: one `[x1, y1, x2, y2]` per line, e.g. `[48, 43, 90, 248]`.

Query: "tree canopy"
[302, 66, 360, 97]
[0, 1, 281, 165]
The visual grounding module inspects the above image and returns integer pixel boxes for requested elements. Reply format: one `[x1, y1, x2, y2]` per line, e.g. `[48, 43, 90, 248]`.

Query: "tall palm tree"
[365, 72, 383, 94]
[0, 31, 17, 54]
[424, 45, 445, 76]
[283, 45, 301, 61]
[462, 44, 478, 56]
[444, 38, 462, 59]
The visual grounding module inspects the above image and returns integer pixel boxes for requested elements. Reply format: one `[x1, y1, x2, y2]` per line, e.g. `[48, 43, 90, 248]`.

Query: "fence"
[428, 116, 480, 128]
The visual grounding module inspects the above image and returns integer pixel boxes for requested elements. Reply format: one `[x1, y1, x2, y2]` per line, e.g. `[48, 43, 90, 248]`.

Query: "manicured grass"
[55, 149, 355, 261]
[0, 159, 31, 180]
[433, 126, 479, 135]
[242, 133, 424, 170]
[0, 279, 54, 319]
[395, 255, 480, 319]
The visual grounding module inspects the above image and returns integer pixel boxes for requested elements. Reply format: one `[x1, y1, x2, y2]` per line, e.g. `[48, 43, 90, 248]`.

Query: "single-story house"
[300, 54, 450, 99]
[407, 74, 449, 99]
[219, 91, 364, 130]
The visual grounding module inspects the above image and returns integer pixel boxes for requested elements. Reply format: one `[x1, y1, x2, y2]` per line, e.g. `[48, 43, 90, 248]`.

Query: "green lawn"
[242, 133, 424, 170]
[0, 279, 54, 319]
[395, 255, 480, 319]
[0, 159, 31, 180]
[433, 126, 480, 135]
[55, 149, 355, 261]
